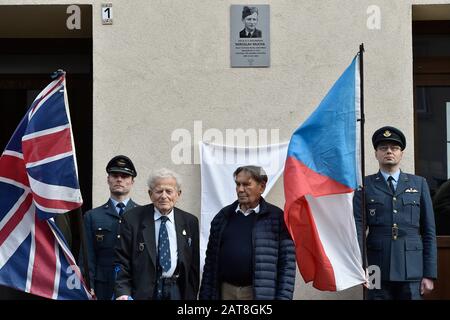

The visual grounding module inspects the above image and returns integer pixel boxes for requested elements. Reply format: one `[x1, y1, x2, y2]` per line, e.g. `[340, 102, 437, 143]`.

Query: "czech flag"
[284, 55, 366, 291]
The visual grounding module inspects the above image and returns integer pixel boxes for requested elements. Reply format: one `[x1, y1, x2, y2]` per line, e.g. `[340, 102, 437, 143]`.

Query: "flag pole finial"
[51, 69, 66, 79]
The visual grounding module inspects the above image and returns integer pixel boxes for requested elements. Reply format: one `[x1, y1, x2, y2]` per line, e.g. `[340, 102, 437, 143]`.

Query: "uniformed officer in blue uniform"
[82, 155, 139, 300]
[354, 126, 437, 299]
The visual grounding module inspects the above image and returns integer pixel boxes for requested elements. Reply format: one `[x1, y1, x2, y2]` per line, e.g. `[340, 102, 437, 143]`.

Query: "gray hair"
[147, 168, 182, 191]
[233, 165, 268, 185]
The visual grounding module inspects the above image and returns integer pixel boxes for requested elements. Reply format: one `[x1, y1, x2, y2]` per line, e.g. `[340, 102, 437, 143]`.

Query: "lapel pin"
[369, 209, 376, 216]
[138, 242, 145, 251]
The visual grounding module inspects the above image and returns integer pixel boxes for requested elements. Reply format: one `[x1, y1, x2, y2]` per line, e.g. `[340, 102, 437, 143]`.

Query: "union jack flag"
[0, 72, 93, 299]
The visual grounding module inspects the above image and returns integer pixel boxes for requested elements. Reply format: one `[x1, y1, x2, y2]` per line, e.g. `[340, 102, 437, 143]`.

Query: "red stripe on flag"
[0, 193, 33, 247]
[30, 217, 57, 299]
[30, 77, 64, 114]
[22, 128, 72, 164]
[0, 154, 29, 187]
[286, 197, 337, 291]
[33, 192, 81, 211]
[284, 157, 353, 291]
[284, 156, 352, 206]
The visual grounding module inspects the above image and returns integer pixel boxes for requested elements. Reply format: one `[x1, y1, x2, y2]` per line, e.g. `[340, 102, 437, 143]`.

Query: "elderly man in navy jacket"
[200, 165, 296, 300]
[354, 126, 437, 299]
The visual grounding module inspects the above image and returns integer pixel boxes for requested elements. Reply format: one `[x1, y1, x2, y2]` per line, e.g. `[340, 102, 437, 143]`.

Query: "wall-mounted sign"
[101, 3, 113, 25]
[230, 5, 270, 67]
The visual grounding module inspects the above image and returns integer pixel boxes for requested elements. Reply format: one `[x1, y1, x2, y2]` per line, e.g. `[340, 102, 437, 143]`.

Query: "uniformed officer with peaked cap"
[106, 155, 137, 177]
[81, 155, 139, 300]
[354, 126, 437, 299]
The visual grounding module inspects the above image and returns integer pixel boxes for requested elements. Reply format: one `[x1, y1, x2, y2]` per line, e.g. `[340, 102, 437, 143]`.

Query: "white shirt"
[154, 208, 178, 277]
[235, 203, 260, 216]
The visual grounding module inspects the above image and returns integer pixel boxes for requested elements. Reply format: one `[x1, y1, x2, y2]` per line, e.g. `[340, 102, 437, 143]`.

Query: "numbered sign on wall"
[101, 3, 113, 25]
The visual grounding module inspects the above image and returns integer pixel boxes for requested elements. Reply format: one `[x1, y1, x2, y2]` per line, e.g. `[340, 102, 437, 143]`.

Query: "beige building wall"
[2, 0, 449, 299]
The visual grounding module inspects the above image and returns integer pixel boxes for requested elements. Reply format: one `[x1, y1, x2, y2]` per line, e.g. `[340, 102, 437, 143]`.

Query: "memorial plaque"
[230, 5, 270, 67]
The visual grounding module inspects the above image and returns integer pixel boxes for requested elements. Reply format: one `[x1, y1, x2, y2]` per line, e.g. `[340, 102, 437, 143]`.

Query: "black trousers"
[154, 277, 181, 300]
[368, 281, 422, 300]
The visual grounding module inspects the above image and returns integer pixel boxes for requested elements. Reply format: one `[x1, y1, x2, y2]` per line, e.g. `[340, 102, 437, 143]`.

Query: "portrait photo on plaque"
[230, 5, 270, 67]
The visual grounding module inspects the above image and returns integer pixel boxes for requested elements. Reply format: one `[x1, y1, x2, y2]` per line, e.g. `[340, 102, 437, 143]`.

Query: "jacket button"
[393, 197, 397, 201]
[117, 235, 121, 239]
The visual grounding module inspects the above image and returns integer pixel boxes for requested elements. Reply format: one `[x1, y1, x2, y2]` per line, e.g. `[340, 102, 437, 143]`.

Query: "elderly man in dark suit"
[114, 168, 199, 300]
[354, 126, 437, 300]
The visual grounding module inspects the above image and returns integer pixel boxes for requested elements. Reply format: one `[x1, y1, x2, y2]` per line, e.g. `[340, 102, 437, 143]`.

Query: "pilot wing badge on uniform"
[405, 188, 419, 193]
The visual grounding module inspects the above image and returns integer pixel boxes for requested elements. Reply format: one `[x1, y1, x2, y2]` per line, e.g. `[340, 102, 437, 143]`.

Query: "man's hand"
[420, 278, 434, 295]
[116, 295, 130, 300]
[362, 268, 370, 288]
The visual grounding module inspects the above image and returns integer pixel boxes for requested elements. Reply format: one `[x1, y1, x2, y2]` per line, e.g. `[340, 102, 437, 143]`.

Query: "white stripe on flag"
[25, 151, 73, 169]
[0, 205, 34, 269]
[52, 236, 61, 299]
[2, 150, 24, 159]
[305, 192, 365, 291]
[0, 190, 31, 231]
[25, 211, 37, 293]
[28, 175, 82, 203]
[22, 124, 70, 142]
[28, 81, 63, 120]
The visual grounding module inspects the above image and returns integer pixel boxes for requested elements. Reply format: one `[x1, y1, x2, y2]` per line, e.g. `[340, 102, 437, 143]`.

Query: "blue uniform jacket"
[354, 172, 437, 281]
[82, 199, 138, 300]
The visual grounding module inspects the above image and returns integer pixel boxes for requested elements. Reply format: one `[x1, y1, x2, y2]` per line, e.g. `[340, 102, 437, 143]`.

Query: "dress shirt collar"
[235, 203, 260, 216]
[154, 207, 175, 222]
[379, 169, 400, 182]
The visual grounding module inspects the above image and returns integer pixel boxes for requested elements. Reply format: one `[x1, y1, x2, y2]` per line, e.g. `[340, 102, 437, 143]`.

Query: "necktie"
[158, 216, 171, 272]
[116, 202, 125, 215]
[387, 176, 395, 194]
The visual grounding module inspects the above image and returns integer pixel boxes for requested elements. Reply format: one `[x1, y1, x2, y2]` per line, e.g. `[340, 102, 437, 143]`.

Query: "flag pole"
[358, 43, 367, 300]
[52, 70, 92, 293]
[74, 206, 92, 292]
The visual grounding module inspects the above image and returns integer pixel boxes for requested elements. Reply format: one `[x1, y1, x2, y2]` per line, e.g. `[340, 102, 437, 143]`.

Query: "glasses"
[377, 145, 402, 152]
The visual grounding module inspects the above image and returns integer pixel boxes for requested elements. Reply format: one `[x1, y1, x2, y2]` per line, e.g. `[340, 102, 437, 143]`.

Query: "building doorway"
[413, 4, 450, 299]
[0, 5, 92, 299]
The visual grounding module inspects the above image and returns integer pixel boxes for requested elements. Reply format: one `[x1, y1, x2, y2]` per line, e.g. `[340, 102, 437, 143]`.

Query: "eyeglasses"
[377, 145, 402, 152]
